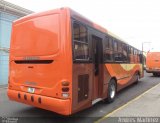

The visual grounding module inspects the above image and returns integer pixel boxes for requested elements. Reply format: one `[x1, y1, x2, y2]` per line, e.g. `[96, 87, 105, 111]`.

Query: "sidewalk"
[99, 83, 160, 123]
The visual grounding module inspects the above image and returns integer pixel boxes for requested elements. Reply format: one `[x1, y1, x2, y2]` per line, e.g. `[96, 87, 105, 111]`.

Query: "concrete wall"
[0, 11, 19, 85]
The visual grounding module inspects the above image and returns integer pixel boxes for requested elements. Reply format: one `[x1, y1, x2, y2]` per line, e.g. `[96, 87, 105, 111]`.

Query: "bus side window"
[114, 40, 118, 51]
[103, 37, 113, 62]
[130, 47, 134, 63]
[109, 38, 113, 50]
[114, 40, 124, 62]
[135, 49, 138, 63]
[73, 22, 87, 42]
[73, 22, 89, 60]
[122, 44, 128, 62]
[133, 49, 136, 63]
[127, 46, 131, 63]
[104, 36, 109, 49]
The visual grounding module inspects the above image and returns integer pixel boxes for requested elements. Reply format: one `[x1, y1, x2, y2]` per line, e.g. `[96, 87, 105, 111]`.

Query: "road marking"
[96, 82, 160, 123]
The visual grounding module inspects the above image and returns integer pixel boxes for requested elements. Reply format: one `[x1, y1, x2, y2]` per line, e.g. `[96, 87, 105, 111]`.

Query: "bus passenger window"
[73, 22, 89, 60]
[103, 37, 113, 62]
[118, 42, 122, 52]
[73, 22, 87, 42]
[122, 44, 128, 62]
[134, 49, 137, 63]
[74, 42, 89, 60]
[104, 50, 113, 61]
[114, 53, 123, 62]
[114, 41, 118, 51]
[109, 38, 113, 50]
[114, 41, 124, 62]
[129, 47, 134, 63]
[105, 37, 109, 49]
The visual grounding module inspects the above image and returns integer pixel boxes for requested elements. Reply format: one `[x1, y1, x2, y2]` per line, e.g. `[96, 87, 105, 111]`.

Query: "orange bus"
[146, 52, 160, 76]
[8, 8, 144, 115]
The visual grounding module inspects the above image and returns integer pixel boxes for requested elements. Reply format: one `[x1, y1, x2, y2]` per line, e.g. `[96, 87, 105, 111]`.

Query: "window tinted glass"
[114, 41, 118, 51]
[73, 23, 87, 42]
[118, 42, 122, 52]
[73, 22, 89, 60]
[122, 44, 128, 61]
[109, 38, 113, 50]
[114, 53, 123, 62]
[105, 37, 109, 49]
[104, 50, 113, 61]
[74, 42, 89, 60]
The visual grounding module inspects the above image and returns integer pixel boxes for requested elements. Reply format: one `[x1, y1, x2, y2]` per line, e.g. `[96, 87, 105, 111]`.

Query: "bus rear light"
[18, 93, 21, 99]
[62, 93, 69, 98]
[62, 87, 69, 92]
[62, 81, 69, 86]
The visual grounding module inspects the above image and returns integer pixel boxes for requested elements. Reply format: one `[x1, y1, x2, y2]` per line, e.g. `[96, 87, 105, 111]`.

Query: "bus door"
[92, 35, 103, 102]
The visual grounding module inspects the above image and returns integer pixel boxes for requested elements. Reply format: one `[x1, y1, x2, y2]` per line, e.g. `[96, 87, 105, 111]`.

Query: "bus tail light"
[62, 93, 69, 98]
[62, 81, 70, 86]
[62, 87, 69, 92]
[61, 81, 70, 98]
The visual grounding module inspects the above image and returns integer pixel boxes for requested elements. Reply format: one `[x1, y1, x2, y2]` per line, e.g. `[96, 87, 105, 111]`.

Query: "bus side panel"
[72, 63, 93, 114]
[105, 64, 142, 91]
[101, 64, 111, 98]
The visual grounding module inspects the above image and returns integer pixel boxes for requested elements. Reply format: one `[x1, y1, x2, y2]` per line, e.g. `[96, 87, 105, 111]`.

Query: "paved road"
[0, 72, 160, 123]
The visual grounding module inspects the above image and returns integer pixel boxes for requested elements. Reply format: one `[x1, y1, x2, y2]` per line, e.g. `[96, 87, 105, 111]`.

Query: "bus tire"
[135, 73, 140, 84]
[106, 79, 116, 103]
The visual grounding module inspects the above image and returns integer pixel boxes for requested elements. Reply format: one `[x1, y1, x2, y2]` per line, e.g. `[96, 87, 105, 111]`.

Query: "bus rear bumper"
[7, 89, 71, 115]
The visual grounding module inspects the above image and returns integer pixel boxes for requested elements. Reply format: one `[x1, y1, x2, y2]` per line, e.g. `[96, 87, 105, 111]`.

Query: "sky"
[5, 0, 160, 52]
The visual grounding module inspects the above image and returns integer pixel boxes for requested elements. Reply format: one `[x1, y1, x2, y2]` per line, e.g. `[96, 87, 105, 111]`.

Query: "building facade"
[0, 0, 33, 85]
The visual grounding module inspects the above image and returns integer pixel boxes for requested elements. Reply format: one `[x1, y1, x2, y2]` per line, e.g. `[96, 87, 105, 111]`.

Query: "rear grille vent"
[78, 74, 89, 102]
[15, 60, 53, 64]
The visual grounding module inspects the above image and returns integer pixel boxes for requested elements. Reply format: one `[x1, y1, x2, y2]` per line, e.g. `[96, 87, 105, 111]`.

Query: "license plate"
[28, 87, 35, 93]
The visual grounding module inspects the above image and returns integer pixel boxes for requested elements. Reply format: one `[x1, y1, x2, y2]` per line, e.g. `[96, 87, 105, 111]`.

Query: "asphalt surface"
[0, 72, 160, 123]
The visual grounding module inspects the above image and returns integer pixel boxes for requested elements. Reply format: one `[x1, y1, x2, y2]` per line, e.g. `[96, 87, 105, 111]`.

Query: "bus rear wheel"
[106, 79, 116, 103]
[135, 73, 140, 84]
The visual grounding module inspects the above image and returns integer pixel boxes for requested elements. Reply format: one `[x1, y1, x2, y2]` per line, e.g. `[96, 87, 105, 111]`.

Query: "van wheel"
[135, 73, 140, 84]
[106, 79, 116, 103]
